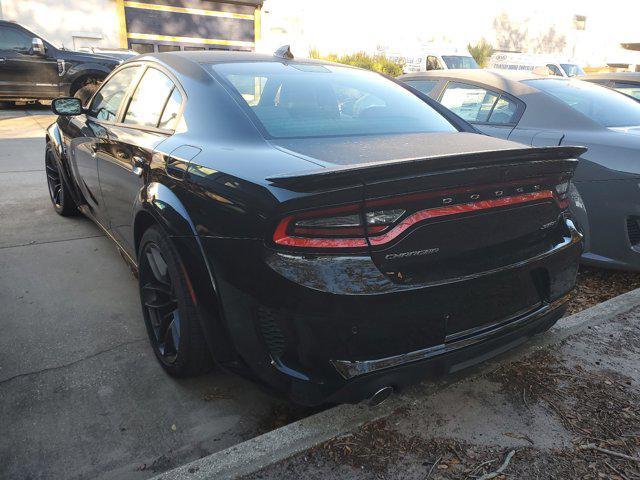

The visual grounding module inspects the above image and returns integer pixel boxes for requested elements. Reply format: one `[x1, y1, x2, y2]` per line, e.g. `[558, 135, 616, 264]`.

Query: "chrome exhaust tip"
[368, 386, 394, 407]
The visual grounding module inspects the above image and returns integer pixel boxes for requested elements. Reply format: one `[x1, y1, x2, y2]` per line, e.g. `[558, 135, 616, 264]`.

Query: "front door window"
[89, 67, 141, 122]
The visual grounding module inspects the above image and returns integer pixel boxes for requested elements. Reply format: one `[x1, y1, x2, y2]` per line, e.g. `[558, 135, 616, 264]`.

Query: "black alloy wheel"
[140, 242, 181, 364]
[45, 145, 76, 216]
[138, 225, 213, 376]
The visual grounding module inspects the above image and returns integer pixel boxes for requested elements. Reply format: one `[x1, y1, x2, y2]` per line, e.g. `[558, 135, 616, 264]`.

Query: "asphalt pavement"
[0, 106, 284, 480]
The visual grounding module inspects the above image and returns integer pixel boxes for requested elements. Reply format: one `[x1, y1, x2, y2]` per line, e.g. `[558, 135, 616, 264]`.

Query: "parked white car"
[387, 44, 478, 74]
[488, 52, 584, 77]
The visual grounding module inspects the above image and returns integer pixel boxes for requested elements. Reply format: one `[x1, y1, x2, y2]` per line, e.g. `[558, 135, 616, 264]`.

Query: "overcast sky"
[260, 0, 639, 65]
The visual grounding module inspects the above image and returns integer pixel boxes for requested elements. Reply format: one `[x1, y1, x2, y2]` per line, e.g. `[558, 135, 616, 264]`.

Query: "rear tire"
[45, 143, 77, 216]
[74, 83, 100, 108]
[138, 225, 214, 377]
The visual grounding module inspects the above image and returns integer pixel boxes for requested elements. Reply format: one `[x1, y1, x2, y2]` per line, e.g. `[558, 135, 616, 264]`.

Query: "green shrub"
[309, 49, 404, 77]
[468, 39, 495, 68]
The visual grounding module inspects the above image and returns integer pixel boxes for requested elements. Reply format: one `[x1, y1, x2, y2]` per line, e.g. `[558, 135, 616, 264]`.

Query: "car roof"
[581, 72, 640, 82]
[399, 69, 551, 97]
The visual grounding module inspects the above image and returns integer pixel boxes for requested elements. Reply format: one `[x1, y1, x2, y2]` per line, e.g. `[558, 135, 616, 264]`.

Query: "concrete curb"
[152, 288, 640, 480]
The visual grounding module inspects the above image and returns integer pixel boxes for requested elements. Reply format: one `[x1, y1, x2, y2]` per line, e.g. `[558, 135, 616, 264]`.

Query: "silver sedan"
[399, 69, 640, 271]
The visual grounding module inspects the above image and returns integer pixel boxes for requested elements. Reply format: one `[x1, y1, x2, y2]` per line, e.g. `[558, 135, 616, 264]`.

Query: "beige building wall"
[0, 0, 122, 50]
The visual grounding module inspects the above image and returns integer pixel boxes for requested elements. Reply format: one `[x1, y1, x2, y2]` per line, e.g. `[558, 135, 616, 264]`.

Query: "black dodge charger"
[45, 48, 585, 405]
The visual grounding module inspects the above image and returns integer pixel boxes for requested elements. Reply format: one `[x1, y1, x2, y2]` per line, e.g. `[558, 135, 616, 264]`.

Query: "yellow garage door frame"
[115, 0, 261, 50]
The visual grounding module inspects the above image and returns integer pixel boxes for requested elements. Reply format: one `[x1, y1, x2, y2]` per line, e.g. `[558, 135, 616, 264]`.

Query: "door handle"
[132, 155, 145, 177]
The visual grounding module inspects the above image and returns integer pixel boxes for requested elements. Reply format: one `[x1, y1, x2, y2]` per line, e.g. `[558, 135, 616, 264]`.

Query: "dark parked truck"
[0, 20, 121, 104]
[46, 50, 585, 405]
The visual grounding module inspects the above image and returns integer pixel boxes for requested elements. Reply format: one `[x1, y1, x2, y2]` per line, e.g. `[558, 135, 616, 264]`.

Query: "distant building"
[259, 0, 638, 69]
[0, 0, 263, 53]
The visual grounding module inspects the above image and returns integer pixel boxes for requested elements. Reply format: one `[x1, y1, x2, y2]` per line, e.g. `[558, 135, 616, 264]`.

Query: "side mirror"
[51, 97, 83, 116]
[32, 38, 45, 55]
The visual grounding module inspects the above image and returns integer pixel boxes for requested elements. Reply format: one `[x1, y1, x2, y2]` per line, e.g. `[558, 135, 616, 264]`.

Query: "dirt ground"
[247, 300, 640, 480]
[567, 266, 640, 315]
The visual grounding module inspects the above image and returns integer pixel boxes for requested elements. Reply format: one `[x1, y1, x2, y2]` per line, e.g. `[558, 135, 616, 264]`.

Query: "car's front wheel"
[45, 144, 77, 216]
[138, 225, 214, 377]
[74, 83, 100, 108]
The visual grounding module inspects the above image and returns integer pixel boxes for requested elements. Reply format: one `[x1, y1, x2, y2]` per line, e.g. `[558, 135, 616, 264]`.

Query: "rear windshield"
[525, 78, 640, 127]
[207, 61, 456, 139]
[441, 56, 478, 69]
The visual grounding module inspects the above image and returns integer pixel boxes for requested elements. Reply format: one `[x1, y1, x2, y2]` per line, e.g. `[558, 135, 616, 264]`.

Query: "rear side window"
[158, 88, 183, 129]
[89, 67, 140, 121]
[489, 96, 518, 124]
[0, 27, 32, 52]
[404, 79, 439, 95]
[124, 68, 181, 129]
[208, 61, 456, 139]
[440, 82, 518, 125]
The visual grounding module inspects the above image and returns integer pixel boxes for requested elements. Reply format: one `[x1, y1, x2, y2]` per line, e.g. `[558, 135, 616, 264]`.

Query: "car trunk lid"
[268, 134, 584, 342]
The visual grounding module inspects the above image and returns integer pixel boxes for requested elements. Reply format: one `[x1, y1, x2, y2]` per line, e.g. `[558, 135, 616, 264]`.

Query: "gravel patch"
[568, 266, 640, 315]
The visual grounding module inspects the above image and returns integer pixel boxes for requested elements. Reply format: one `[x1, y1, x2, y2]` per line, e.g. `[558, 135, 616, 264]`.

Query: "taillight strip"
[368, 191, 554, 246]
[274, 190, 556, 249]
[292, 225, 387, 237]
[273, 216, 368, 248]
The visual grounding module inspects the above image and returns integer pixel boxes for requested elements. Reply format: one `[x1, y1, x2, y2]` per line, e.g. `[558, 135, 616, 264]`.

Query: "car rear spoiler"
[266, 146, 587, 192]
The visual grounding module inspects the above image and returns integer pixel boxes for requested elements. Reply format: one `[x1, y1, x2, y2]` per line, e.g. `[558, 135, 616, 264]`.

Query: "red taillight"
[273, 204, 403, 249]
[273, 179, 570, 250]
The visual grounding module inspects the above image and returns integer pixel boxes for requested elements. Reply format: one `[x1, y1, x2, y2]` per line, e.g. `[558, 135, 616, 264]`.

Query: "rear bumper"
[201, 217, 582, 405]
[323, 297, 568, 404]
[330, 293, 569, 381]
[574, 178, 640, 271]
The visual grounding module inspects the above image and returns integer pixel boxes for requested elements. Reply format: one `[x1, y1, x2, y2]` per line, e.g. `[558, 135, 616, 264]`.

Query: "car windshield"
[208, 62, 456, 139]
[441, 56, 478, 69]
[525, 78, 640, 127]
[560, 64, 585, 77]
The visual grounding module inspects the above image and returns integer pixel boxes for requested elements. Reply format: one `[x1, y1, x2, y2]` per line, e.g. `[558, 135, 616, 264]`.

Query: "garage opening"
[121, 0, 263, 54]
